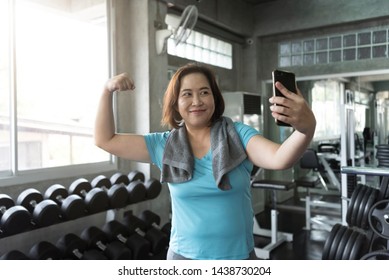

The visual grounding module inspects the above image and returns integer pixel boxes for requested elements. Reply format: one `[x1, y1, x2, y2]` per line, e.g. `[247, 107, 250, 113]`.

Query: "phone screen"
[272, 69, 296, 126]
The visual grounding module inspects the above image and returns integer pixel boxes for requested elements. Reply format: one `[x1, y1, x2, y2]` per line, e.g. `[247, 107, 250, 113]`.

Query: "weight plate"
[128, 170, 145, 183]
[334, 227, 352, 260]
[0, 206, 31, 236]
[341, 229, 359, 260]
[110, 173, 130, 186]
[351, 185, 368, 227]
[107, 184, 128, 209]
[328, 224, 347, 260]
[145, 179, 162, 200]
[322, 223, 341, 260]
[84, 188, 110, 214]
[368, 199, 389, 239]
[360, 188, 378, 229]
[17, 188, 43, 213]
[349, 232, 366, 260]
[91, 175, 112, 189]
[127, 181, 147, 204]
[355, 187, 372, 228]
[346, 184, 362, 225]
[33, 200, 61, 227]
[44, 184, 68, 203]
[69, 178, 92, 196]
[61, 194, 86, 220]
[0, 194, 15, 209]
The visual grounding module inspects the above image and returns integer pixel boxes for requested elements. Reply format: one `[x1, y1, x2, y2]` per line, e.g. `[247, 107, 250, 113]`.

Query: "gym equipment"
[110, 172, 130, 186]
[139, 210, 171, 239]
[126, 180, 147, 204]
[368, 199, 389, 240]
[16, 188, 62, 227]
[102, 220, 151, 260]
[123, 212, 169, 257]
[44, 184, 86, 220]
[128, 170, 145, 182]
[322, 223, 368, 260]
[0, 194, 31, 237]
[361, 250, 389, 260]
[250, 179, 295, 259]
[144, 178, 162, 200]
[56, 233, 107, 260]
[294, 149, 341, 230]
[69, 178, 110, 214]
[91, 175, 128, 209]
[29, 241, 62, 260]
[0, 250, 30, 260]
[80, 226, 132, 260]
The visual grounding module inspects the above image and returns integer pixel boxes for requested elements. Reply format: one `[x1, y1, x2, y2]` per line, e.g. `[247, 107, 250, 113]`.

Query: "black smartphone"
[272, 69, 296, 126]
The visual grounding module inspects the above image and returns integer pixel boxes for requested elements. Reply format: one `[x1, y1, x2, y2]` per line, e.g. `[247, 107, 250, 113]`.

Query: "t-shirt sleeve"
[144, 131, 170, 170]
[233, 122, 261, 148]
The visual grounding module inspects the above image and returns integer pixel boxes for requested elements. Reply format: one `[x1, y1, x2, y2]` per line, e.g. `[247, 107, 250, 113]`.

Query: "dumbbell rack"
[0, 171, 167, 259]
[340, 166, 389, 258]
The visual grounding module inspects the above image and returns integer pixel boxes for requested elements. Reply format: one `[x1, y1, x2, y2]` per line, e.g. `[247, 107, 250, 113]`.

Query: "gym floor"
[254, 193, 340, 260]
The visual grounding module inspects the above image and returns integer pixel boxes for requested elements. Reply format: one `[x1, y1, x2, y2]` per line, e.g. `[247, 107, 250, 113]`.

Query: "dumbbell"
[29, 241, 62, 260]
[0, 250, 30, 260]
[102, 220, 151, 260]
[0, 194, 31, 237]
[91, 175, 128, 209]
[123, 212, 169, 257]
[110, 172, 130, 186]
[16, 188, 62, 227]
[126, 180, 147, 204]
[144, 178, 162, 200]
[80, 226, 132, 260]
[56, 233, 107, 260]
[68, 178, 109, 214]
[128, 170, 145, 182]
[139, 210, 171, 239]
[44, 184, 87, 220]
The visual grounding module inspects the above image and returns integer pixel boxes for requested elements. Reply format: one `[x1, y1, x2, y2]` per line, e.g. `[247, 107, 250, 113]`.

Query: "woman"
[95, 63, 316, 260]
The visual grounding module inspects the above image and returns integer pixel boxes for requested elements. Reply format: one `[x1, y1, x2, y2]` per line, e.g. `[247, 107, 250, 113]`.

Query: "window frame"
[0, 0, 117, 187]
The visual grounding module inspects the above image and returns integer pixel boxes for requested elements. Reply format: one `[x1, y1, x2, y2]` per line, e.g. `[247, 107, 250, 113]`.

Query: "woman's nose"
[192, 94, 203, 105]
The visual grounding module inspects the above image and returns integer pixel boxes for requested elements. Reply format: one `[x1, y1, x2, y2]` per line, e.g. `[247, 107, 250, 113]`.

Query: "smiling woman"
[94, 62, 316, 260]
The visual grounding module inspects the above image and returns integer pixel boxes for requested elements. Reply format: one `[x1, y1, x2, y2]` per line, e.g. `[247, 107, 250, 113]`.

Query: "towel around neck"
[161, 116, 247, 190]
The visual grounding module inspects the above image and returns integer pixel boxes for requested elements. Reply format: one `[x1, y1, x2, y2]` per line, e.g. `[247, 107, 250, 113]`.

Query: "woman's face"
[177, 72, 215, 130]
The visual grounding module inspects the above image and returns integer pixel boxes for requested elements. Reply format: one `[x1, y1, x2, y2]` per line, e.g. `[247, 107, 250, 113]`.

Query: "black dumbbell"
[144, 178, 162, 200]
[0, 194, 31, 237]
[16, 188, 61, 227]
[68, 178, 109, 214]
[0, 250, 30, 260]
[56, 233, 107, 260]
[44, 184, 87, 220]
[139, 210, 171, 239]
[29, 241, 62, 260]
[128, 170, 145, 182]
[91, 175, 128, 209]
[80, 226, 132, 260]
[123, 212, 169, 257]
[126, 180, 147, 204]
[110, 172, 130, 186]
[102, 220, 151, 260]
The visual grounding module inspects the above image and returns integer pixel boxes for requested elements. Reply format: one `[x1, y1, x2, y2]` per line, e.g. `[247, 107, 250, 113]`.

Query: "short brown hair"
[161, 63, 225, 129]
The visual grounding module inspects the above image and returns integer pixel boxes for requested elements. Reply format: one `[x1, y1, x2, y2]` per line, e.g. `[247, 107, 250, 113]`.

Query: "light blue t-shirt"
[144, 122, 260, 259]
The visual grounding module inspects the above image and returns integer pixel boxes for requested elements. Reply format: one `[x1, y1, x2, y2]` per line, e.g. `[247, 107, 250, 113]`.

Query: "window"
[279, 28, 389, 67]
[167, 30, 233, 69]
[1, 0, 112, 183]
[311, 80, 342, 140]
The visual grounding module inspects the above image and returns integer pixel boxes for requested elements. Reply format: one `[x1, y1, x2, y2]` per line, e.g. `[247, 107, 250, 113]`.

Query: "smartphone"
[272, 69, 296, 126]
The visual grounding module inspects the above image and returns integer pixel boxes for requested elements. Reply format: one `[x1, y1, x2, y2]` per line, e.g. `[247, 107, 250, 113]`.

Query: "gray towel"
[161, 117, 247, 190]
